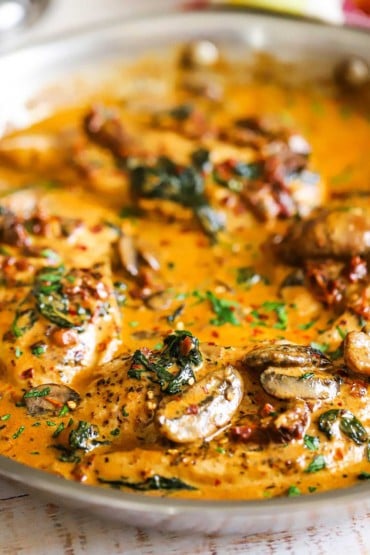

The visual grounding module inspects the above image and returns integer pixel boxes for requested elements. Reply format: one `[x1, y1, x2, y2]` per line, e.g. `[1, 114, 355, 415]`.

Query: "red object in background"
[344, 0, 370, 26]
[354, 0, 370, 14]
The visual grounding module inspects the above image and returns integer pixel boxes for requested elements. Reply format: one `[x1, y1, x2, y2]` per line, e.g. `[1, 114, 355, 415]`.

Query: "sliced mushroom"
[23, 383, 80, 416]
[144, 290, 173, 311]
[244, 342, 331, 371]
[260, 366, 340, 401]
[117, 234, 160, 278]
[118, 235, 139, 277]
[157, 365, 243, 443]
[344, 331, 370, 376]
[135, 238, 160, 272]
[275, 206, 370, 264]
[179, 40, 220, 69]
[334, 57, 370, 89]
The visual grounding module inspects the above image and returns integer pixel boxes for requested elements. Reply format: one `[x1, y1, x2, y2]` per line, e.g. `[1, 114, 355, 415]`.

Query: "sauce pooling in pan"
[0, 47, 369, 500]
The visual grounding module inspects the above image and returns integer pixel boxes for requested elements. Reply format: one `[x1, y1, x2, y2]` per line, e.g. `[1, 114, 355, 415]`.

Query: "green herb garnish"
[305, 455, 326, 473]
[98, 474, 197, 492]
[287, 485, 301, 497]
[358, 472, 370, 480]
[304, 435, 320, 451]
[128, 330, 202, 395]
[24, 386, 51, 399]
[12, 425, 25, 439]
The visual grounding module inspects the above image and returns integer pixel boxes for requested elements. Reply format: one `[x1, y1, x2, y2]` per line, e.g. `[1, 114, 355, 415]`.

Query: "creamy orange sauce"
[0, 51, 370, 500]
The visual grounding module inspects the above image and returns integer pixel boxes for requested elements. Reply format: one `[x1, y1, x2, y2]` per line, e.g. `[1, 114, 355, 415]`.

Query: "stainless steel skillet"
[0, 7, 369, 534]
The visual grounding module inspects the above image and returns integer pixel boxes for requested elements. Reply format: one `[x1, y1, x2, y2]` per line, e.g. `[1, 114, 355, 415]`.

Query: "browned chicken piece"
[0, 197, 122, 387]
[0, 261, 121, 387]
[344, 331, 370, 376]
[276, 205, 370, 264]
[77, 339, 246, 448]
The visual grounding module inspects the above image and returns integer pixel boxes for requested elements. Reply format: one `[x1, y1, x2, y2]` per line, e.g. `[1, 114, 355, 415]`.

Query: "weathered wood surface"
[0, 478, 369, 555]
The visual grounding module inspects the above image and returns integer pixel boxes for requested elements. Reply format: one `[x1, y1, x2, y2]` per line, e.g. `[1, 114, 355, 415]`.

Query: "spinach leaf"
[33, 266, 85, 329]
[129, 156, 223, 239]
[213, 160, 263, 192]
[99, 474, 197, 491]
[339, 411, 368, 445]
[69, 420, 99, 451]
[358, 472, 370, 480]
[128, 330, 202, 395]
[168, 104, 193, 121]
[318, 409, 340, 439]
[55, 420, 102, 463]
[318, 409, 368, 445]
[11, 307, 38, 338]
[236, 266, 270, 288]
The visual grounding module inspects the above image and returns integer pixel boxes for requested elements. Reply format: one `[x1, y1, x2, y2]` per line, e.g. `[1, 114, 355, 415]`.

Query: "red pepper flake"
[350, 380, 368, 398]
[211, 330, 219, 338]
[230, 425, 254, 440]
[196, 238, 208, 248]
[180, 335, 193, 356]
[90, 224, 103, 233]
[214, 478, 221, 486]
[186, 404, 199, 415]
[76, 244, 88, 251]
[252, 328, 264, 336]
[21, 368, 34, 379]
[260, 403, 275, 417]
[160, 239, 171, 246]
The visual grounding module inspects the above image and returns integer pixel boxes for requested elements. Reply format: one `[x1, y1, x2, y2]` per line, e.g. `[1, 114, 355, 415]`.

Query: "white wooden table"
[0, 477, 369, 555]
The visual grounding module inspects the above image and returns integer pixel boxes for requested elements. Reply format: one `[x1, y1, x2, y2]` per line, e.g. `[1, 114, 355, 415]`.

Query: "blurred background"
[0, 0, 369, 53]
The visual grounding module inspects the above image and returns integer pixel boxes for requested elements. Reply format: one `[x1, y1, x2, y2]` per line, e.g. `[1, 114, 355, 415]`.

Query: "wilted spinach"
[128, 330, 202, 394]
[318, 409, 368, 445]
[99, 474, 196, 491]
[129, 156, 224, 240]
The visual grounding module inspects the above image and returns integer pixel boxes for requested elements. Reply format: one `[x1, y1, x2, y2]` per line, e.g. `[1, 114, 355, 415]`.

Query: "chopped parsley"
[310, 342, 329, 354]
[287, 485, 301, 497]
[304, 435, 320, 451]
[12, 425, 25, 439]
[305, 455, 326, 473]
[31, 342, 47, 357]
[58, 404, 70, 417]
[24, 386, 51, 399]
[299, 372, 314, 381]
[14, 347, 23, 359]
[193, 290, 240, 326]
[261, 301, 288, 330]
[52, 422, 65, 438]
[11, 308, 38, 338]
